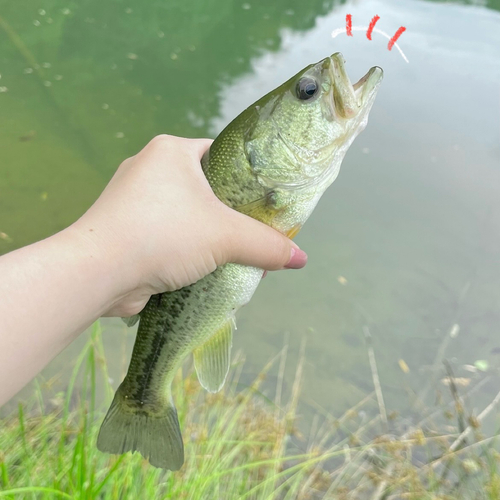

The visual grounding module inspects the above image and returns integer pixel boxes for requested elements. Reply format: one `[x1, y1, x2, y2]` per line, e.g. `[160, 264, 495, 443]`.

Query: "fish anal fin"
[193, 318, 235, 393]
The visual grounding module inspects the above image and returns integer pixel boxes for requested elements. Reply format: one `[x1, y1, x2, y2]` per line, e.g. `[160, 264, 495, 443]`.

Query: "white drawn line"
[331, 26, 409, 63]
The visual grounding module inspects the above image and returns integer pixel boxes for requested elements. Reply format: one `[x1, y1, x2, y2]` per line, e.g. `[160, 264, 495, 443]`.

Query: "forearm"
[0, 135, 305, 407]
[0, 226, 125, 405]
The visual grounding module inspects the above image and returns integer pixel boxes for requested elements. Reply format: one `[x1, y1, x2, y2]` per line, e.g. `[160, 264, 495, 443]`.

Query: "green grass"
[1, 322, 500, 499]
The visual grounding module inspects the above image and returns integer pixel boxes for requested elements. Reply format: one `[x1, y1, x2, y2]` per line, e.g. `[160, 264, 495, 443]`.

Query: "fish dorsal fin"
[193, 318, 235, 393]
[121, 314, 140, 327]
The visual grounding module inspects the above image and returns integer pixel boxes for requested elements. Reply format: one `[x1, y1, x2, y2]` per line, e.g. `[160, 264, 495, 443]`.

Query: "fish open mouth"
[326, 52, 383, 119]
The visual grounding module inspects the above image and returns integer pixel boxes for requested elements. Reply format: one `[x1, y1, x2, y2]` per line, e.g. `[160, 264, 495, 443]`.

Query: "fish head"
[245, 53, 383, 190]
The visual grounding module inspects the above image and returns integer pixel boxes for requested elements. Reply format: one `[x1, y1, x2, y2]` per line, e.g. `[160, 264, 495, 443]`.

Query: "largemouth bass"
[97, 53, 383, 470]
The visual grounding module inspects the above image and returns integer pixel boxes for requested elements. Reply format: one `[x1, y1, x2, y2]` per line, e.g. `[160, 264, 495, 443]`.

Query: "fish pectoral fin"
[193, 318, 235, 393]
[121, 314, 140, 327]
[286, 223, 302, 239]
[235, 192, 282, 226]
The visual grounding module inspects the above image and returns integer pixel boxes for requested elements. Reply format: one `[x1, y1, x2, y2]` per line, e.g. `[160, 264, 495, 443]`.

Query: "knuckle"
[194, 137, 214, 152]
[268, 230, 290, 269]
[144, 135, 211, 163]
[117, 157, 131, 171]
[214, 223, 238, 264]
[208, 195, 228, 214]
[151, 133, 174, 144]
[146, 134, 178, 153]
[269, 234, 290, 268]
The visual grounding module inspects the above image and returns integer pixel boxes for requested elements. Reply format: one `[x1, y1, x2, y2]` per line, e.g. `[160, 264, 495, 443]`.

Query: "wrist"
[61, 221, 138, 316]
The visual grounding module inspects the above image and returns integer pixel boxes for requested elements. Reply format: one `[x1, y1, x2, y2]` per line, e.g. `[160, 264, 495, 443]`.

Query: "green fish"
[97, 52, 383, 470]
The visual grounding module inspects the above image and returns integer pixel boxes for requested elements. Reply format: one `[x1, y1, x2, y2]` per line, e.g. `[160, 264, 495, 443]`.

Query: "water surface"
[1, 0, 500, 425]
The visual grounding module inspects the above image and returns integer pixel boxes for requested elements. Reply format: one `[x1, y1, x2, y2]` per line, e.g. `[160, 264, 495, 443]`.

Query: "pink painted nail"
[284, 247, 308, 269]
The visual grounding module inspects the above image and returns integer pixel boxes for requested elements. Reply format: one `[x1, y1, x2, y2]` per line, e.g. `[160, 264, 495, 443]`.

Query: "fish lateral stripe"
[131, 319, 168, 403]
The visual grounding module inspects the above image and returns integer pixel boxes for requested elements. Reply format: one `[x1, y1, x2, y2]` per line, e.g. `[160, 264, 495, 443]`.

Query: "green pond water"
[1, 0, 500, 425]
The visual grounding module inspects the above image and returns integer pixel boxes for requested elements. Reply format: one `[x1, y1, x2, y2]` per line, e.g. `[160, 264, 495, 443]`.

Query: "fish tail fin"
[96, 386, 184, 470]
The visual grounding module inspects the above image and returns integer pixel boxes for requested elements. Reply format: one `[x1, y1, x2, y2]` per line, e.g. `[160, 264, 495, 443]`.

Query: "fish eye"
[295, 77, 319, 101]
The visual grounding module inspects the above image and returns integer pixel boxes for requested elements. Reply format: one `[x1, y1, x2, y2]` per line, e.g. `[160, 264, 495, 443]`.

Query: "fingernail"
[262, 270, 268, 279]
[284, 247, 308, 269]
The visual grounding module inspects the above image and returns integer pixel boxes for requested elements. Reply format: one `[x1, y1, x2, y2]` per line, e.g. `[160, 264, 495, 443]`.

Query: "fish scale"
[97, 52, 383, 470]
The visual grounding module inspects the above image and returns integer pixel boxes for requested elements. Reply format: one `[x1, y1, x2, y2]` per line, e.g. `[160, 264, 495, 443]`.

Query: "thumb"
[222, 211, 308, 271]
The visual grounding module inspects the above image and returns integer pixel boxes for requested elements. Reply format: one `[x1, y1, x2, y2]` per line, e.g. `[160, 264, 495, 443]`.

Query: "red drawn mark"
[346, 14, 353, 36]
[366, 15, 380, 40]
[332, 15, 409, 62]
[388, 26, 406, 51]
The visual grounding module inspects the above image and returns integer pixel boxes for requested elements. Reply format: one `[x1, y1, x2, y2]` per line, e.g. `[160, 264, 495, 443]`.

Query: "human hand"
[70, 135, 307, 318]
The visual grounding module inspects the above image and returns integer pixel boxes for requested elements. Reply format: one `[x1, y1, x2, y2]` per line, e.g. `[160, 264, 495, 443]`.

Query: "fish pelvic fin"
[97, 387, 184, 471]
[193, 318, 235, 393]
[121, 314, 140, 327]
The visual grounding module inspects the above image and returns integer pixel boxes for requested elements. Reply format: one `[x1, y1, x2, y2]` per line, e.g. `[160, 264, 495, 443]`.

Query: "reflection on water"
[0, 0, 335, 250]
[213, 0, 500, 417]
[1, 0, 500, 427]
